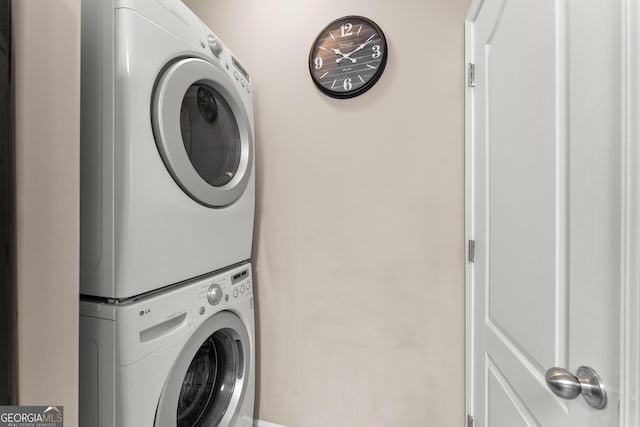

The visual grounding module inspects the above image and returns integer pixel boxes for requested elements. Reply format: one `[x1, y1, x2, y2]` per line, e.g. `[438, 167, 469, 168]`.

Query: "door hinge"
[467, 414, 475, 427]
[468, 240, 476, 263]
[467, 63, 476, 87]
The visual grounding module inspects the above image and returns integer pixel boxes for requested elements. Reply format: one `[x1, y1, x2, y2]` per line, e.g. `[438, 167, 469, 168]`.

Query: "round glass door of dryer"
[179, 84, 240, 188]
[153, 57, 253, 207]
[155, 312, 251, 427]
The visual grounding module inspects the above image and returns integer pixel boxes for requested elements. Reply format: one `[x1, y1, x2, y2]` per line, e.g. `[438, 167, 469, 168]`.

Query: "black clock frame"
[308, 15, 388, 99]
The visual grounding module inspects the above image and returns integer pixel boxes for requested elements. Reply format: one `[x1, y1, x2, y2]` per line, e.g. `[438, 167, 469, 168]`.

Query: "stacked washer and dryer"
[78, 1, 256, 426]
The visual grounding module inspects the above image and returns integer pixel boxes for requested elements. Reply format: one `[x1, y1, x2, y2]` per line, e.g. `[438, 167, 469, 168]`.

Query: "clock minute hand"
[345, 34, 377, 58]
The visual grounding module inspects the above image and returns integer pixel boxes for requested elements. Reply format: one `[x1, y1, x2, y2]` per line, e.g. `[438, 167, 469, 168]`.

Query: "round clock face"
[309, 16, 388, 99]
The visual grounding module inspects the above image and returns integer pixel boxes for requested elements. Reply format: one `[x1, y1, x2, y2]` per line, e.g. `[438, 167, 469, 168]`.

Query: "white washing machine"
[80, 0, 255, 299]
[79, 262, 255, 427]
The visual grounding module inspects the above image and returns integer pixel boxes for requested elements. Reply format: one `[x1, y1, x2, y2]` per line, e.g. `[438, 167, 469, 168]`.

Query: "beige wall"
[185, 1, 469, 426]
[12, 1, 80, 426]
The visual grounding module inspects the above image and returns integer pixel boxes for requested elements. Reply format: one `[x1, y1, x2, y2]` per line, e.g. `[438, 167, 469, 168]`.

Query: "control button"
[199, 306, 205, 315]
[233, 289, 239, 298]
[233, 71, 240, 81]
[199, 39, 206, 48]
[240, 78, 246, 87]
[240, 284, 245, 293]
[246, 84, 251, 94]
[208, 35, 223, 57]
[207, 283, 223, 306]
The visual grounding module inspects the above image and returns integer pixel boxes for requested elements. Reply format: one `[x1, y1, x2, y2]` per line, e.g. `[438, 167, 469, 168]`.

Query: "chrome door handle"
[544, 366, 607, 409]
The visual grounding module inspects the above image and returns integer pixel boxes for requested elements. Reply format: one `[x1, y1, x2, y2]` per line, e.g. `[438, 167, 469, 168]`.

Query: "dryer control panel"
[229, 54, 251, 95]
[196, 26, 252, 96]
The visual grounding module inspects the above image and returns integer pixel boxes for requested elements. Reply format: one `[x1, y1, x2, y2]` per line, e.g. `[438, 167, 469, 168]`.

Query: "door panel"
[487, 0, 557, 374]
[467, 0, 622, 426]
[567, 0, 621, 406]
[488, 364, 536, 427]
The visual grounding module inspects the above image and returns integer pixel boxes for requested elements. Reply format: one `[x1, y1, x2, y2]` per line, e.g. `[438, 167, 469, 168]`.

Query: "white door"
[465, 0, 624, 426]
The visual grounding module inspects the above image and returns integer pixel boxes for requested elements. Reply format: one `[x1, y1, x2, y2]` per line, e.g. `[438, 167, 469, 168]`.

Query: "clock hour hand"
[331, 47, 357, 64]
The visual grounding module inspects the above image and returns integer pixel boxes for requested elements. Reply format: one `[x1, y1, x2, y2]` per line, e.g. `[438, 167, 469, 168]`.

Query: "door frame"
[464, 0, 640, 425]
[620, 0, 640, 424]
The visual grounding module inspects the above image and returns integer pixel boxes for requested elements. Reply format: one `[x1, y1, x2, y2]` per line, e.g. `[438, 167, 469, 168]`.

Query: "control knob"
[207, 283, 223, 306]
[208, 35, 223, 57]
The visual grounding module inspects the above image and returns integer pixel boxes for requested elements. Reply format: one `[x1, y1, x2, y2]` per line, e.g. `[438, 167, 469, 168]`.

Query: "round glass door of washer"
[155, 312, 251, 427]
[153, 57, 253, 207]
[176, 329, 241, 426]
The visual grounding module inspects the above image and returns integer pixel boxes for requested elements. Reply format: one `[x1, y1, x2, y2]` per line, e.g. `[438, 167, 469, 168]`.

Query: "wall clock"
[308, 16, 388, 99]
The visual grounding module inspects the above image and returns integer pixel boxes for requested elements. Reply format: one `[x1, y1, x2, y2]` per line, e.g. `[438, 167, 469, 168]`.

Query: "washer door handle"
[544, 366, 607, 409]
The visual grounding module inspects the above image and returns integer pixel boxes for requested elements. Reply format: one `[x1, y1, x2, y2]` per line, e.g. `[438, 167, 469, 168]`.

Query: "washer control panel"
[198, 266, 252, 310]
[228, 267, 252, 301]
[231, 268, 249, 284]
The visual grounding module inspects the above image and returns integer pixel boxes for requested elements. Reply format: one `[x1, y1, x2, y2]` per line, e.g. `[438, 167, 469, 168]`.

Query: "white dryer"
[80, 0, 255, 299]
[79, 262, 255, 427]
